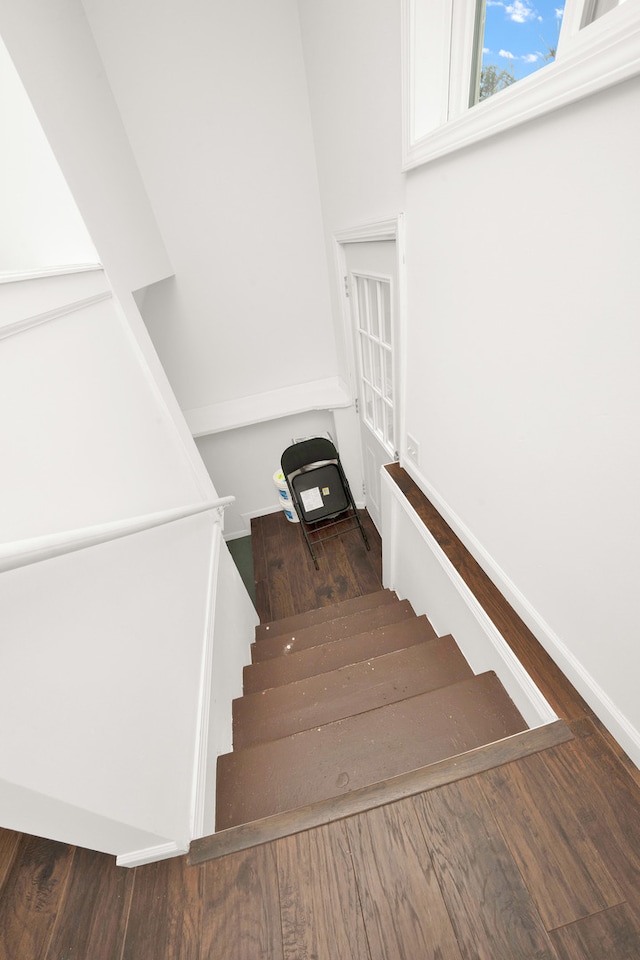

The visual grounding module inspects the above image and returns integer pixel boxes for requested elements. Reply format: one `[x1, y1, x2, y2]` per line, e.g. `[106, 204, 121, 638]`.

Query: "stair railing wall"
[380, 467, 557, 729]
[0, 269, 257, 866]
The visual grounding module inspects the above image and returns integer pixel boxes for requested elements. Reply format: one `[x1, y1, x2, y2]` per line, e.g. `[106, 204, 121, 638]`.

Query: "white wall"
[403, 78, 640, 760]
[298, 3, 640, 762]
[298, 0, 405, 387]
[0, 271, 257, 860]
[196, 410, 335, 539]
[0, 514, 214, 855]
[0, 36, 96, 273]
[0, 0, 172, 295]
[0, 273, 209, 544]
[80, 0, 337, 412]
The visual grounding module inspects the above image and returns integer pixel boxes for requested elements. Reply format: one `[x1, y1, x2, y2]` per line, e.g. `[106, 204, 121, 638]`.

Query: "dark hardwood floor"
[2, 498, 640, 959]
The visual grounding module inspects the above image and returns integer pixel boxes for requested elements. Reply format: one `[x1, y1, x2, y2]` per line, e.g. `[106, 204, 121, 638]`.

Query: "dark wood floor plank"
[0, 835, 75, 960]
[122, 855, 203, 960]
[250, 516, 272, 623]
[345, 799, 463, 960]
[340, 513, 383, 596]
[413, 779, 558, 960]
[481, 750, 623, 929]
[252, 509, 383, 624]
[263, 512, 297, 621]
[0, 829, 21, 892]
[200, 845, 283, 960]
[277, 821, 369, 960]
[549, 902, 640, 960]
[45, 846, 134, 960]
[535, 719, 640, 906]
[276, 509, 322, 616]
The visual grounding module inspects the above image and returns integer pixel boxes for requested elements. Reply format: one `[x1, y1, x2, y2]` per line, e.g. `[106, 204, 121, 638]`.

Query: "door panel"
[343, 241, 398, 533]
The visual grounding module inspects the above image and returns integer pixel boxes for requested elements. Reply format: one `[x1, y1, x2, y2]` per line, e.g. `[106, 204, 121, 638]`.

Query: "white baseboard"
[116, 840, 187, 868]
[400, 460, 640, 767]
[224, 504, 287, 541]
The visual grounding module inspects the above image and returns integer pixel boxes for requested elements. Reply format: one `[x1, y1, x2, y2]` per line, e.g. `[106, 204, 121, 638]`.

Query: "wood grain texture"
[200, 845, 283, 960]
[255, 588, 395, 640]
[244, 616, 438, 694]
[480, 750, 624, 929]
[0, 835, 74, 960]
[122, 854, 203, 960]
[0, 828, 20, 892]
[549, 902, 640, 960]
[253, 508, 382, 624]
[345, 800, 463, 960]
[189, 722, 572, 864]
[413, 779, 557, 960]
[216, 672, 527, 829]
[45, 846, 134, 960]
[233, 635, 473, 748]
[250, 598, 415, 663]
[536, 719, 640, 907]
[276, 821, 369, 960]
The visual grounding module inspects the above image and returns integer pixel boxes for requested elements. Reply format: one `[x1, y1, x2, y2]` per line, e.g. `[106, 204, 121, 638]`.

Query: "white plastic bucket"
[273, 469, 291, 502]
[281, 499, 299, 523]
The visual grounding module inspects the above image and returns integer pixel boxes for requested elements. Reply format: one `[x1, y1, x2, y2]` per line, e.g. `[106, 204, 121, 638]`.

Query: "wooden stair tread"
[216, 671, 528, 830]
[190, 721, 573, 864]
[255, 589, 397, 640]
[234, 635, 473, 748]
[243, 616, 438, 693]
[251, 598, 415, 663]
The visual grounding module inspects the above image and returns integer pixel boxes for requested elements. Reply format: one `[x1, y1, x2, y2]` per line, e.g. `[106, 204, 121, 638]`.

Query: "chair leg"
[299, 518, 320, 570]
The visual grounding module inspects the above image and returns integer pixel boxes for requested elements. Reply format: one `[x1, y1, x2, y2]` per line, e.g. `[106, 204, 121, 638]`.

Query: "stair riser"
[251, 599, 416, 663]
[216, 672, 528, 830]
[234, 636, 473, 749]
[243, 617, 439, 693]
[255, 589, 397, 641]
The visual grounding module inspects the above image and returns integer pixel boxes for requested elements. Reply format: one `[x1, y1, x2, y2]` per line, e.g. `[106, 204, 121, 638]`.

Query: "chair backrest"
[281, 437, 339, 478]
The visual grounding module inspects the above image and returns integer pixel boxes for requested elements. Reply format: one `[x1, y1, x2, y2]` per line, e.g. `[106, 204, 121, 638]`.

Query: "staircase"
[189, 588, 571, 864]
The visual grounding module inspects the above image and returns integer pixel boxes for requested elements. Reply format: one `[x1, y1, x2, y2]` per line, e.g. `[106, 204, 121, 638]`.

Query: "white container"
[281, 499, 299, 523]
[273, 469, 291, 502]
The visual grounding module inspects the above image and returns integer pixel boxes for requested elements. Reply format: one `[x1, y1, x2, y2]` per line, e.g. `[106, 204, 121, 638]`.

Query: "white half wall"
[381, 468, 557, 730]
[0, 514, 215, 856]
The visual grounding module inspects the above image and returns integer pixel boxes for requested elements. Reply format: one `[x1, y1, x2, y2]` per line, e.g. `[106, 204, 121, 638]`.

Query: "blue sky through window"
[481, 0, 565, 86]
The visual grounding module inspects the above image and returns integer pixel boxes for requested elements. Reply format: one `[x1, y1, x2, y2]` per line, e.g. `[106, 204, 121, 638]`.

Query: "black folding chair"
[281, 437, 370, 570]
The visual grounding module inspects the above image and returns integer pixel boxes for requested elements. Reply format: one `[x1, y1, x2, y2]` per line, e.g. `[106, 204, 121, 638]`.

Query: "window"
[402, 0, 640, 168]
[473, 1, 565, 104]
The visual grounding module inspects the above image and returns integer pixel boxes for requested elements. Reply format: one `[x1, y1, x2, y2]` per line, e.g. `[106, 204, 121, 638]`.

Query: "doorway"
[336, 218, 404, 534]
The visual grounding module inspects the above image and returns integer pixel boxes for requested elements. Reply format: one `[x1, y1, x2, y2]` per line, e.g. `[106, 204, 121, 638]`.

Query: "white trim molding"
[116, 840, 188, 869]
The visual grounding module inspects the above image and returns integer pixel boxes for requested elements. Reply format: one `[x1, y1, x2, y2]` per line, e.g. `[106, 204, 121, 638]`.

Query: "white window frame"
[402, 0, 640, 169]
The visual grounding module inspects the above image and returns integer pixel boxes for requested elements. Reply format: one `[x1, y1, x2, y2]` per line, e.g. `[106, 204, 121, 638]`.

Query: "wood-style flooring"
[2, 498, 640, 959]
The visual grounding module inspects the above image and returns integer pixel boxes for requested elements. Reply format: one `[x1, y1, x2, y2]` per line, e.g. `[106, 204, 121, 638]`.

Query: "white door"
[343, 240, 399, 533]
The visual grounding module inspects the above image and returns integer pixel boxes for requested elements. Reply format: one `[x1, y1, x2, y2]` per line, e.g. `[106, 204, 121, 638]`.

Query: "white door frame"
[333, 215, 407, 499]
